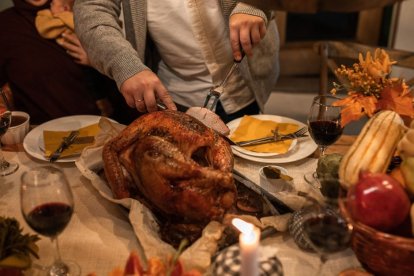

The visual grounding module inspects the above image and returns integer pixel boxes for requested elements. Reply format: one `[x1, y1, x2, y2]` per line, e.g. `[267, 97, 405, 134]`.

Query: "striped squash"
[339, 110, 405, 188]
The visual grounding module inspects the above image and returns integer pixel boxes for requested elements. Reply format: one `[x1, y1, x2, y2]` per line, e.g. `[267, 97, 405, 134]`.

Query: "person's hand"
[58, 30, 91, 66]
[120, 70, 177, 113]
[229, 13, 266, 61]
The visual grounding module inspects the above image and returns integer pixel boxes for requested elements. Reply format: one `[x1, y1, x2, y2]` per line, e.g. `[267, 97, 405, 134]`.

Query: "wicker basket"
[339, 198, 414, 276]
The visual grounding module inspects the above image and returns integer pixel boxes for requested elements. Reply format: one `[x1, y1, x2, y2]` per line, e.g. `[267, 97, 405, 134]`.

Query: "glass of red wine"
[301, 203, 352, 276]
[20, 166, 80, 276]
[304, 95, 343, 187]
[0, 90, 19, 176]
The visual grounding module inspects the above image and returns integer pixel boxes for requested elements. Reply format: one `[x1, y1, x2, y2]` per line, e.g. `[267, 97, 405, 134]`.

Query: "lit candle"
[232, 218, 261, 276]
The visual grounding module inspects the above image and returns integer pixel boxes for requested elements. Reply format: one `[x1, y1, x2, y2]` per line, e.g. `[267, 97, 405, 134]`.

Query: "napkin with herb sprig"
[0, 217, 39, 270]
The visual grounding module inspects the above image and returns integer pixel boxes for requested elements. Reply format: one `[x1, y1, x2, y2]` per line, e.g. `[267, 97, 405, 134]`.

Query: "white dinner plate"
[227, 115, 299, 157]
[227, 114, 317, 164]
[23, 115, 108, 163]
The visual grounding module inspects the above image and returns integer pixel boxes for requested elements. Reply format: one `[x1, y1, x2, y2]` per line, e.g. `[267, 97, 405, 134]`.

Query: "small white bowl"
[259, 165, 293, 193]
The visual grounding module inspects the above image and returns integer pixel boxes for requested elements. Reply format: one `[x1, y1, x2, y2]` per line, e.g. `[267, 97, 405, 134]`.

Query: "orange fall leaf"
[333, 93, 377, 126]
[377, 85, 414, 118]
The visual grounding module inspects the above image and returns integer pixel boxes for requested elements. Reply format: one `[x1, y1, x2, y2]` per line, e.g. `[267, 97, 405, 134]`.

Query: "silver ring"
[135, 99, 144, 103]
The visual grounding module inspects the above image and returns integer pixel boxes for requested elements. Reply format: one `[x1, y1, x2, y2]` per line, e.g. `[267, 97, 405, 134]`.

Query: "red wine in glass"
[0, 111, 11, 136]
[308, 120, 343, 147]
[25, 202, 73, 237]
[301, 206, 352, 276]
[21, 166, 80, 276]
[304, 95, 343, 187]
[303, 213, 351, 254]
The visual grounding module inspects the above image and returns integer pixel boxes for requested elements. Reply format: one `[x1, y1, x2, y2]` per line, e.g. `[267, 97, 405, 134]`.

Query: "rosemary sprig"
[0, 217, 40, 260]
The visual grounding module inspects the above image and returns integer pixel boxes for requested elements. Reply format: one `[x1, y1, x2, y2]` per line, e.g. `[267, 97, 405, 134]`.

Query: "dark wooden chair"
[271, 0, 407, 94]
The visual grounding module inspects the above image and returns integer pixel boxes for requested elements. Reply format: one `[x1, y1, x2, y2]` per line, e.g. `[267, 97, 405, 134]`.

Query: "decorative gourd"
[398, 120, 414, 195]
[339, 110, 405, 189]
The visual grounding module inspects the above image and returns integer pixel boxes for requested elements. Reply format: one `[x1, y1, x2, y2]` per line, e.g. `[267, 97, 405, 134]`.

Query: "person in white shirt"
[74, 0, 280, 123]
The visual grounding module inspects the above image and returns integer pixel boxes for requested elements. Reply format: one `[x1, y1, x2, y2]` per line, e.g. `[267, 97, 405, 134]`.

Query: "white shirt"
[147, 0, 254, 113]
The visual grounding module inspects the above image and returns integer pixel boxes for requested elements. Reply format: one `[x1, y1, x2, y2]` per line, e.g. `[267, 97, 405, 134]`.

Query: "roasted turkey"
[102, 110, 236, 223]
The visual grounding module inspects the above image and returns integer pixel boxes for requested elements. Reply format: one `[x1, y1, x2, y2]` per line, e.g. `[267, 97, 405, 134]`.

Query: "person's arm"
[73, 0, 176, 112]
[73, 0, 145, 89]
[239, 0, 279, 10]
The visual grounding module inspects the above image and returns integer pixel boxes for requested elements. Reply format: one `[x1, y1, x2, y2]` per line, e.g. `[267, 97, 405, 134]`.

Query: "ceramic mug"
[1, 111, 30, 145]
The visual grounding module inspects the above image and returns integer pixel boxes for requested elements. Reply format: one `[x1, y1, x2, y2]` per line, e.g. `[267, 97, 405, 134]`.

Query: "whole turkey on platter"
[102, 110, 237, 225]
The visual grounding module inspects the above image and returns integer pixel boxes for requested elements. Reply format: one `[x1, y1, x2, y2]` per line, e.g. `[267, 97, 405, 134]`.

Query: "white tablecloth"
[0, 149, 361, 276]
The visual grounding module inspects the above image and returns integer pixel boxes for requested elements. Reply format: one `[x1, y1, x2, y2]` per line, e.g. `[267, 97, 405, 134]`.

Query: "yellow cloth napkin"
[43, 123, 100, 158]
[230, 115, 299, 154]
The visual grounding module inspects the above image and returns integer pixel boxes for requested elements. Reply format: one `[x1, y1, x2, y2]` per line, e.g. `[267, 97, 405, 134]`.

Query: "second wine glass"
[20, 166, 80, 276]
[305, 95, 343, 186]
[301, 203, 352, 276]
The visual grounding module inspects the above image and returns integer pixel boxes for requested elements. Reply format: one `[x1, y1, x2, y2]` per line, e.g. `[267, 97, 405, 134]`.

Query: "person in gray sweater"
[73, 0, 280, 123]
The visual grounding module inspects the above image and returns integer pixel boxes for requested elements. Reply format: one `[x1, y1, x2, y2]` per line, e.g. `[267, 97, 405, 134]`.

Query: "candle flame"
[232, 218, 254, 235]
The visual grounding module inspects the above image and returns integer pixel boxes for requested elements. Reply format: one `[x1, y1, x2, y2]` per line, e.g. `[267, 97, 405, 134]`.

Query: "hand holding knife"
[49, 130, 79, 162]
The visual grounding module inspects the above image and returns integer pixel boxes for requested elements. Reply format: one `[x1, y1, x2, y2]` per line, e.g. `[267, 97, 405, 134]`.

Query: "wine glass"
[304, 95, 343, 187]
[0, 90, 19, 176]
[301, 203, 352, 276]
[20, 166, 80, 276]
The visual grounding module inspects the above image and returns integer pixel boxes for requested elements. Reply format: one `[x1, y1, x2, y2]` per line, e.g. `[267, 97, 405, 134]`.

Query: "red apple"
[347, 171, 411, 232]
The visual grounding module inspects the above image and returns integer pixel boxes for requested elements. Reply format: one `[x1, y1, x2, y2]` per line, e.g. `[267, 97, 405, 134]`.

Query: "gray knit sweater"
[73, 0, 279, 111]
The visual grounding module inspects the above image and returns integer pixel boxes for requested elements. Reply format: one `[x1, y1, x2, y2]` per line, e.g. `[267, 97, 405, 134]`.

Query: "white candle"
[232, 218, 261, 276]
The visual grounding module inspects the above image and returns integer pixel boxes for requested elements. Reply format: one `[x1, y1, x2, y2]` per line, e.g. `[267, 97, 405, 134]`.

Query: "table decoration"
[212, 244, 283, 276]
[339, 196, 414, 276]
[315, 153, 343, 200]
[0, 217, 39, 274]
[104, 244, 203, 276]
[397, 120, 414, 195]
[330, 48, 414, 126]
[335, 107, 414, 275]
[232, 218, 260, 276]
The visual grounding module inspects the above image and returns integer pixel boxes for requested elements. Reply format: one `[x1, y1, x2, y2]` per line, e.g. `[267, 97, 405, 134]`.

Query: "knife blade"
[49, 130, 79, 162]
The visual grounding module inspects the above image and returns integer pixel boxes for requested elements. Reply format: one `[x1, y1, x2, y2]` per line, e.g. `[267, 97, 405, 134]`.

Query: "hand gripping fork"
[203, 52, 245, 111]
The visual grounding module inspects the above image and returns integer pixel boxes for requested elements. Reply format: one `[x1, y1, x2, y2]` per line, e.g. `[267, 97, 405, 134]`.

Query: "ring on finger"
[135, 99, 144, 103]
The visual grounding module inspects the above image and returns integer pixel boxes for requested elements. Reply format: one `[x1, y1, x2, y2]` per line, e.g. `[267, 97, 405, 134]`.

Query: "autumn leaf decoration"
[330, 49, 414, 126]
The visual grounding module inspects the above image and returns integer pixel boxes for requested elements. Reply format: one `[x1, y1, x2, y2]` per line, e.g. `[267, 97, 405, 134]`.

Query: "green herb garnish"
[0, 217, 40, 268]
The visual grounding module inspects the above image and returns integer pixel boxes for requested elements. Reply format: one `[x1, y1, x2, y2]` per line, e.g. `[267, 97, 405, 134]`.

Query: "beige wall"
[392, 0, 414, 51]
[0, 0, 12, 11]
[389, 0, 414, 80]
